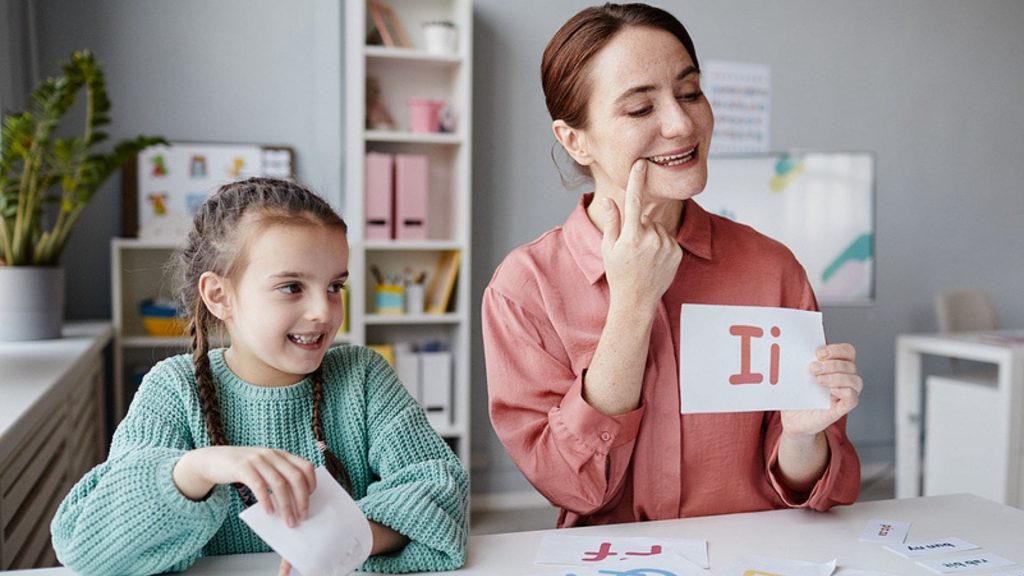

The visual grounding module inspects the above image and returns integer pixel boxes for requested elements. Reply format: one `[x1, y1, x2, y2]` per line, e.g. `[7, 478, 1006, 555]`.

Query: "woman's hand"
[173, 446, 316, 527]
[781, 343, 863, 436]
[601, 159, 682, 313]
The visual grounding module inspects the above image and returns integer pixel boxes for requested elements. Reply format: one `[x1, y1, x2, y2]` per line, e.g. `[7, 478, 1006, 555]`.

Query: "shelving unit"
[345, 0, 473, 466]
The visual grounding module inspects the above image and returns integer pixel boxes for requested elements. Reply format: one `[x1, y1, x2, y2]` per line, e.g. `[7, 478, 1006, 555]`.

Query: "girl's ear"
[552, 119, 593, 166]
[198, 272, 232, 321]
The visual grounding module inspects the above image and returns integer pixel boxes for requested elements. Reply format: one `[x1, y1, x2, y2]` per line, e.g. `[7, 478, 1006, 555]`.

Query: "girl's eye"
[277, 283, 301, 295]
[328, 282, 346, 294]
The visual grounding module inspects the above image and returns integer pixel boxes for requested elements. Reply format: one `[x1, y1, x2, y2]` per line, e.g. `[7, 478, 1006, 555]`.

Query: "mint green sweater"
[51, 346, 468, 574]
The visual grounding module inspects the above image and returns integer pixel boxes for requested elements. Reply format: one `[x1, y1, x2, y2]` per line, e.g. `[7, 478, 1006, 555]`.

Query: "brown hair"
[179, 176, 353, 493]
[541, 2, 700, 129]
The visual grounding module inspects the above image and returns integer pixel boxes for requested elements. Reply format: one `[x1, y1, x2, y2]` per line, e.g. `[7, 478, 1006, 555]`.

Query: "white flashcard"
[679, 304, 829, 413]
[836, 571, 900, 576]
[534, 534, 708, 569]
[858, 518, 911, 543]
[720, 554, 837, 576]
[239, 466, 373, 576]
[884, 537, 979, 558]
[971, 569, 1024, 576]
[916, 551, 1016, 574]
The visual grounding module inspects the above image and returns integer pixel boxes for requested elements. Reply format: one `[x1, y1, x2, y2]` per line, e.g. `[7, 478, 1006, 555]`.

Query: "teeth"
[289, 334, 322, 345]
[647, 148, 696, 166]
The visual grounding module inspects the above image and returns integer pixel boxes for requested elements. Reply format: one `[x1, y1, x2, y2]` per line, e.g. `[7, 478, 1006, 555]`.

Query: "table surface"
[8, 494, 1022, 575]
[0, 322, 112, 447]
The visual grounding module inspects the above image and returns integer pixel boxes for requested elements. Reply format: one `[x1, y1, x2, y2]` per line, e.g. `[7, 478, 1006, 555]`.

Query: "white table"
[8, 494, 1023, 575]
[895, 330, 1024, 504]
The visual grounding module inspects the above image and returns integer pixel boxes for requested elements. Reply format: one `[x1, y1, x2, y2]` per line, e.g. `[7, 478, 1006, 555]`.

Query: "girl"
[52, 177, 468, 574]
[482, 3, 862, 528]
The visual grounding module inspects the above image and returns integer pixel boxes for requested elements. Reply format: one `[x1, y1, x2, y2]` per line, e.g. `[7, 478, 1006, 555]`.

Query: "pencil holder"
[374, 284, 404, 315]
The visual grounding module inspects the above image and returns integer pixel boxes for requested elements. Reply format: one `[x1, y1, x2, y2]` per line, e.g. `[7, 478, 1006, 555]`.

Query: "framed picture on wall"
[121, 142, 294, 241]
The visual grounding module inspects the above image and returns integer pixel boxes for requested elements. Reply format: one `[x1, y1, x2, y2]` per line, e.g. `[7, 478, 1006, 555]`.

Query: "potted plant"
[0, 49, 165, 341]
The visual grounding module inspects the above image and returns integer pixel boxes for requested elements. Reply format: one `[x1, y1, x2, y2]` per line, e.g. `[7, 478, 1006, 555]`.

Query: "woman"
[482, 3, 861, 528]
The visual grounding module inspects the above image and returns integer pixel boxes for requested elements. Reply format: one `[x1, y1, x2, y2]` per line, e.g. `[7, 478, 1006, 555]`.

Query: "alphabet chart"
[679, 304, 830, 413]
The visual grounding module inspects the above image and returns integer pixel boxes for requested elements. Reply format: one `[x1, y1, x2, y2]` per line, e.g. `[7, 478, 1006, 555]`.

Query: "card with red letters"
[679, 304, 830, 413]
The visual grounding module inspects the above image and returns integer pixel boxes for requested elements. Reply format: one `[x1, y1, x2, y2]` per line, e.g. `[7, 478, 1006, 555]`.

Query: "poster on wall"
[700, 152, 875, 305]
[702, 60, 771, 154]
[134, 142, 293, 241]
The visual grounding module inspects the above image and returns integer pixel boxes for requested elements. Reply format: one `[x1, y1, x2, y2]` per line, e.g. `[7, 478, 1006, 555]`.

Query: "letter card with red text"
[679, 304, 830, 413]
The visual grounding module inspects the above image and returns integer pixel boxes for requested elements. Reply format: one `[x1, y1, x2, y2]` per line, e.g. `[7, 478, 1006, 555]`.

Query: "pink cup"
[408, 98, 444, 133]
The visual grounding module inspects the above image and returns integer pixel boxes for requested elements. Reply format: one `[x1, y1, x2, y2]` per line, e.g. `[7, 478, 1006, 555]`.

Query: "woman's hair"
[179, 176, 353, 492]
[541, 3, 700, 186]
[541, 2, 700, 129]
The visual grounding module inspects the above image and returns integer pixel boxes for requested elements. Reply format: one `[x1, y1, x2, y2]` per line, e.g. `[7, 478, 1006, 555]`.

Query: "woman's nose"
[660, 100, 695, 138]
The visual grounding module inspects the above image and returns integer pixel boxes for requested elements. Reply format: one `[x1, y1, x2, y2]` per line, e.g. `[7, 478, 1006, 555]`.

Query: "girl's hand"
[601, 159, 682, 313]
[278, 559, 292, 576]
[173, 446, 316, 527]
[781, 343, 863, 437]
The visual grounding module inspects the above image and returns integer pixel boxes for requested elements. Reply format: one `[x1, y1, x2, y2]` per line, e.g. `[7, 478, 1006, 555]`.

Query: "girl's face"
[221, 222, 349, 387]
[564, 26, 714, 205]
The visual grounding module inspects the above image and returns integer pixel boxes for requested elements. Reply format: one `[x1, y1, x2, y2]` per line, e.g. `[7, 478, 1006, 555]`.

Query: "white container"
[422, 21, 458, 55]
[405, 283, 425, 314]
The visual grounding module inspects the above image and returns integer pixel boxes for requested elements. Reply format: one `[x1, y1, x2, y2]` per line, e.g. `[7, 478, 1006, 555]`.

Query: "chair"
[934, 290, 998, 333]
[933, 289, 998, 375]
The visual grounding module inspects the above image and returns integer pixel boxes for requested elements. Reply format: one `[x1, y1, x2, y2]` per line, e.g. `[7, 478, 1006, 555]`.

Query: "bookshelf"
[344, 0, 473, 466]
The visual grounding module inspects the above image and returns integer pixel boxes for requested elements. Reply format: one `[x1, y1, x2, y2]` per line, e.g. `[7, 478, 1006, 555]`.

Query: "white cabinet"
[344, 0, 473, 465]
[0, 323, 111, 569]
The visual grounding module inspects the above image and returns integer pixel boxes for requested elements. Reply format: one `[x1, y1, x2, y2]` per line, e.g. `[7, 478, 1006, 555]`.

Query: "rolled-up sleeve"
[483, 285, 644, 515]
[763, 413, 861, 510]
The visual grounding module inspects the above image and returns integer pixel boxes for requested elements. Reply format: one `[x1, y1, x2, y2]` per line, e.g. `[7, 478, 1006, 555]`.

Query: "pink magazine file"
[394, 154, 429, 240]
[364, 152, 394, 240]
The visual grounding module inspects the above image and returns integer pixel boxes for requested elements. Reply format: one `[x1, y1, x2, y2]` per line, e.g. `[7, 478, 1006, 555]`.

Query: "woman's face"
[569, 26, 714, 203]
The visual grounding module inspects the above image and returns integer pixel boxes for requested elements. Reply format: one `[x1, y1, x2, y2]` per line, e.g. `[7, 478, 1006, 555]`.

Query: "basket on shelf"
[138, 298, 187, 337]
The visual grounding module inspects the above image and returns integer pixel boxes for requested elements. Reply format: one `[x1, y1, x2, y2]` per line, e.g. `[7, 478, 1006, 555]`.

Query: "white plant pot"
[0, 267, 65, 341]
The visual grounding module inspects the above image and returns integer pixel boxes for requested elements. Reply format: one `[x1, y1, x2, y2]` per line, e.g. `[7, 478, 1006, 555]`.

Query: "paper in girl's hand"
[239, 466, 373, 576]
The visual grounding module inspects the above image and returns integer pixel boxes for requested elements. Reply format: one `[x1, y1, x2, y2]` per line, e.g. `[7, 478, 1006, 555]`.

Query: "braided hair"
[179, 177, 352, 493]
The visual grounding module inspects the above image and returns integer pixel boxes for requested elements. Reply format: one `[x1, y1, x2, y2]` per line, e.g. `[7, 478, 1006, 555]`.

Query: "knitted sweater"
[51, 346, 468, 575]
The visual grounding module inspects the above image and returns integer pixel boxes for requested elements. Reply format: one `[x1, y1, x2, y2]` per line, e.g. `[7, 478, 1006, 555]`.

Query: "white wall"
[27, 0, 342, 320]
[12, 0, 1024, 501]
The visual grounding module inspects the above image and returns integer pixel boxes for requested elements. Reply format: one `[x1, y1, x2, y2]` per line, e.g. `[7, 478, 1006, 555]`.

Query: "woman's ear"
[552, 120, 593, 166]
[198, 272, 232, 321]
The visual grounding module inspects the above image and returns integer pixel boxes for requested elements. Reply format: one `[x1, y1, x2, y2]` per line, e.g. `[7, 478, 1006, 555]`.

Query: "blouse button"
[600, 431, 612, 442]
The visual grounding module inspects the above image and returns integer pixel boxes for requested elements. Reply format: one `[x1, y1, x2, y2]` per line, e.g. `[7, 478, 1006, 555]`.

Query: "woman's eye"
[677, 91, 703, 102]
[277, 283, 301, 295]
[627, 106, 653, 118]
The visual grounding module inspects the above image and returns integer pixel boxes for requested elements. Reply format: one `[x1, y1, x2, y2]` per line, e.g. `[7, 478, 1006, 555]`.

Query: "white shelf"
[365, 129, 463, 145]
[363, 240, 463, 251]
[364, 312, 463, 325]
[364, 45, 463, 66]
[346, 0, 472, 466]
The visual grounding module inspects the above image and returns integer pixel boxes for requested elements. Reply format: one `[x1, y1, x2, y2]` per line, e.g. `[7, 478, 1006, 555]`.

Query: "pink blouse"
[482, 194, 860, 527]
